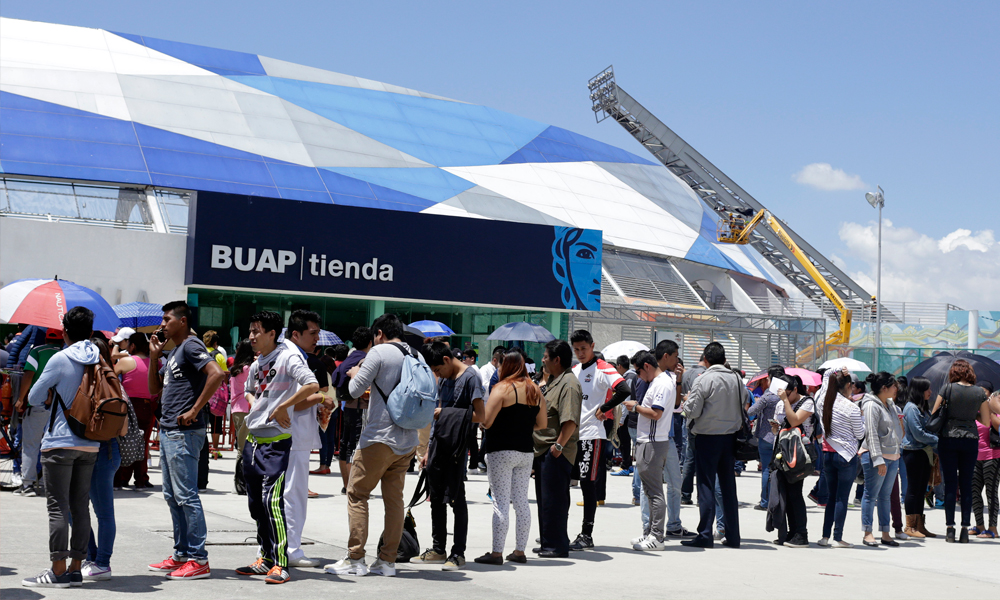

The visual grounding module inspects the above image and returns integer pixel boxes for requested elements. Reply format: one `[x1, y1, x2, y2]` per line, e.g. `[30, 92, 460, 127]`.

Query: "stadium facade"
[0, 18, 815, 364]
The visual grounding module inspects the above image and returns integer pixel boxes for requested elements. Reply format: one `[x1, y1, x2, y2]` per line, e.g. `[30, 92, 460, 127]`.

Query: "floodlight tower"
[865, 186, 885, 371]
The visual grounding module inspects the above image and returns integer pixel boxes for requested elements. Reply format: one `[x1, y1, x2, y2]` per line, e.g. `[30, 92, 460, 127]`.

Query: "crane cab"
[716, 209, 756, 244]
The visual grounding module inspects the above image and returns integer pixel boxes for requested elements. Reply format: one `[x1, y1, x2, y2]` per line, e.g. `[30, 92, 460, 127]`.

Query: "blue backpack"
[372, 343, 437, 430]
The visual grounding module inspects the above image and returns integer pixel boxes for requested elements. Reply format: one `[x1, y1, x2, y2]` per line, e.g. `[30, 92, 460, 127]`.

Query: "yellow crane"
[717, 209, 852, 349]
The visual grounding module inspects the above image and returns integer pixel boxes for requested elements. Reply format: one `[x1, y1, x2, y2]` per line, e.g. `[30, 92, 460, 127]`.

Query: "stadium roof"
[0, 17, 770, 279]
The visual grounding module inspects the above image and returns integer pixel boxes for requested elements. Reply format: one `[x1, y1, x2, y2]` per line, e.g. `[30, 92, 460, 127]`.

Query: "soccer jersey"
[24, 343, 61, 391]
[573, 358, 624, 441]
[637, 371, 675, 443]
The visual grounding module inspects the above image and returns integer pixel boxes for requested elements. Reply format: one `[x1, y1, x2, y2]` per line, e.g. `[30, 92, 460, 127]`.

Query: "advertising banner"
[186, 192, 603, 311]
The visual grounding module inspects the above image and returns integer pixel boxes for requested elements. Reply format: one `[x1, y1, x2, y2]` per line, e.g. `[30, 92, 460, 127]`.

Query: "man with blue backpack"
[325, 314, 436, 578]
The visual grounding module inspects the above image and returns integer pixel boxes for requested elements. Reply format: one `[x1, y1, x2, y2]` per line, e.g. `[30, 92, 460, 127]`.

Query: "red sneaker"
[149, 557, 187, 573]
[166, 560, 210, 580]
[309, 467, 331, 475]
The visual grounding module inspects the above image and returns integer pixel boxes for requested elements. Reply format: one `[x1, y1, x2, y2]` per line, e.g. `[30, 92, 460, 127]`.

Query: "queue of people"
[10, 304, 1000, 588]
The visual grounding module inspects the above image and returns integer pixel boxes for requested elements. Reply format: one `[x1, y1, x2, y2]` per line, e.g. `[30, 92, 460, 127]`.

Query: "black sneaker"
[666, 528, 697, 538]
[785, 535, 809, 548]
[69, 571, 83, 587]
[680, 497, 693, 506]
[22, 569, 71, 588]
[569, 533, 594, 551]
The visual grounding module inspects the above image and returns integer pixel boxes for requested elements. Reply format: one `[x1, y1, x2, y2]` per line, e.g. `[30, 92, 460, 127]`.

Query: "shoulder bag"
[925, 383, 950, 435]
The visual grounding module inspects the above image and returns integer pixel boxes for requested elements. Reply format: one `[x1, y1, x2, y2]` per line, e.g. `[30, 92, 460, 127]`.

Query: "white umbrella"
[601, 340, 649, 361]
[818, 356, 872, 374]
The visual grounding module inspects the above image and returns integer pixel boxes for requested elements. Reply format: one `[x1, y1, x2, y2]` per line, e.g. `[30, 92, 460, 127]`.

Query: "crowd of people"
[6, 303, 1000, 588]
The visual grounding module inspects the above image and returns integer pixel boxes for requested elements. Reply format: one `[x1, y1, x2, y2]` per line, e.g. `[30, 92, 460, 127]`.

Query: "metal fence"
[570, 303, 827, 373]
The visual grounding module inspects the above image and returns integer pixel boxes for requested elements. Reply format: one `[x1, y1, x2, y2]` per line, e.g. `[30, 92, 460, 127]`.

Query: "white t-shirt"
[573, 358, 625, 441]
[480, 362, 496, 393]
[637, 371, 675, 443]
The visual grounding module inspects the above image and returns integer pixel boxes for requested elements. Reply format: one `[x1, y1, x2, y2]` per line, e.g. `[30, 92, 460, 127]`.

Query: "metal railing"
[712, 295, 960, 326]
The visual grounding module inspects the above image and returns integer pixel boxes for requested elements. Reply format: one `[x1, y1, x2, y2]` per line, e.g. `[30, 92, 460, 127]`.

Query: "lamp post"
[865, 186, 885, 372]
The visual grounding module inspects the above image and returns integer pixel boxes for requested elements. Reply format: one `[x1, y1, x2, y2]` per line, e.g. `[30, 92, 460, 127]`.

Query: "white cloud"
[792, 163, 868, 191]
[837, 220, 1000, 309]
[938, 229, 994, 253]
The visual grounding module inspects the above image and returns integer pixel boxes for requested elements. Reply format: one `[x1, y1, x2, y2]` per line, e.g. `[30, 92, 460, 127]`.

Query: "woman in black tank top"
[474, 350, 547, 566]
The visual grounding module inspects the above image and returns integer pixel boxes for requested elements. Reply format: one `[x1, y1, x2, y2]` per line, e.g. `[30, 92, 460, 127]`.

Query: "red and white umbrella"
[0, 279, 120, 331]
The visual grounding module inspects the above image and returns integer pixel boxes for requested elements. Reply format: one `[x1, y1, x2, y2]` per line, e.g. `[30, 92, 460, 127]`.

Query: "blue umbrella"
[280, 328, 343, 346]
[113, 302, 164, 329]
[409, 320, 455, 337]
[486, 322, 556, 343]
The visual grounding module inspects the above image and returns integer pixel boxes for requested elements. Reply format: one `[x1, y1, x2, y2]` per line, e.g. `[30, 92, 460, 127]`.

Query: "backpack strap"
[371, 342, 413, 404]
[48, 392, 67, 434]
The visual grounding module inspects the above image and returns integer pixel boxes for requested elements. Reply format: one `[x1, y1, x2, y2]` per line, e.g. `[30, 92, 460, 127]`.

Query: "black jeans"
[939, 436, 979, 527]
[784, 478, 807, 540]
[577, 439, 606, 535]
[693, 433, 740, 546]
[618, 424, 633, 470]
[901, 449, 932, 516]
[534, 450, 572, 554]
[430, 478, 468, 556]
[42, 449, 98, 562]
[197, 433, 209, 490]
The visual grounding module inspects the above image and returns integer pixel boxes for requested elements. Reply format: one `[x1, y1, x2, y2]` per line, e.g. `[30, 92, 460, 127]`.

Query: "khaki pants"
[415, 424, 431, 466]
[347, 442, 414, 561]
[231, 412, 249, 453]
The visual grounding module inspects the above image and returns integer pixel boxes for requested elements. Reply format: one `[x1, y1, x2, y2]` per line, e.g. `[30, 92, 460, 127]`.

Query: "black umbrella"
[906, 351, 1000, 398]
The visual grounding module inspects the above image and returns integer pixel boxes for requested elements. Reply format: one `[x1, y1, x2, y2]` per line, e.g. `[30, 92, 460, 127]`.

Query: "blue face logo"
[552, 227, 602, 311]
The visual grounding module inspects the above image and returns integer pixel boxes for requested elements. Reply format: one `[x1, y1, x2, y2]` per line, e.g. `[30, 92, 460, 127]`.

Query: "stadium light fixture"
[866, 185, 884, 370]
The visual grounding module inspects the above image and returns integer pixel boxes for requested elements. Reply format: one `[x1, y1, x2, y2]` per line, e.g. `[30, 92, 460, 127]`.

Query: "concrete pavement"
[2, 452, 998, 599]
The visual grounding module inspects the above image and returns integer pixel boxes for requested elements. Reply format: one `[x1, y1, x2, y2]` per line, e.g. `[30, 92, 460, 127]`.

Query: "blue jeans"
[758, 438, 774, 508]
[160, 428, 208, 560]
[671, 413, 685, 458]
[641, 440, 683, 532]
[861, 453, 899, 533]
[318, 422, 339, 467]
[629, 427, 640, 502]
[680, 422, 696, 500]
[87, 439, 121, 568]
[821, 451, 858, 541]
[811, 442, 829, 504]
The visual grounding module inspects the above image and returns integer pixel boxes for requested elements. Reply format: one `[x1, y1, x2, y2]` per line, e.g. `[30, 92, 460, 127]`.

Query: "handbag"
[925, 383, 950, 435]
[377, 470, 427, 562]
[989, 423, 1000, 450]
[118, 400, 146, 467]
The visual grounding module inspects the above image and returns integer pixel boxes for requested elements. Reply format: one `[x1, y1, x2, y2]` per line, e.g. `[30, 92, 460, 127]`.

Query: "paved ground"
[2, 452, 998, 599]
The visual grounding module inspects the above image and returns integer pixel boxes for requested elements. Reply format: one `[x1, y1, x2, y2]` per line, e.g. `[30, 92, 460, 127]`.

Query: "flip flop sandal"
[977, 530, 996, 539]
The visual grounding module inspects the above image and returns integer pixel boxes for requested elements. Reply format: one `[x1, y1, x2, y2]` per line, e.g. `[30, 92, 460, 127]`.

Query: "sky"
[4, 1, 998, 309]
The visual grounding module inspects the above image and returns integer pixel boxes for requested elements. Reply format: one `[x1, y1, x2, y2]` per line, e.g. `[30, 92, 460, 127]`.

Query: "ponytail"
[865, 371, 896, 396]
[823, 372, 849, 433]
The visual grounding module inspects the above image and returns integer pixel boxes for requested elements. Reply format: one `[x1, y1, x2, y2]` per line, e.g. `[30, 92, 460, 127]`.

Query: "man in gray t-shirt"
[327, 315, 421, 577]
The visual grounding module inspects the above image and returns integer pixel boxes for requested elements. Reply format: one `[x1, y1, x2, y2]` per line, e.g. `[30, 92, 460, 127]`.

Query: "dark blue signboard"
[186, 192, 602, 311]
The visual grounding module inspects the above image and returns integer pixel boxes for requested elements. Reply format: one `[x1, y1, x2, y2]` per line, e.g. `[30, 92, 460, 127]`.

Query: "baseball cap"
[111, 327, 136, 343]
[45, 328, 63, 341]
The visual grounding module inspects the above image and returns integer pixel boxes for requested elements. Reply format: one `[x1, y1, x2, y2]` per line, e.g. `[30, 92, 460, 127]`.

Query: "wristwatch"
[553, 442, 564, 452]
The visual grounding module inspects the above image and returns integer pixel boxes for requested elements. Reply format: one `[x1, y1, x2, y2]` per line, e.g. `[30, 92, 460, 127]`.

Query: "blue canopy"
[113, 302, 163, 329]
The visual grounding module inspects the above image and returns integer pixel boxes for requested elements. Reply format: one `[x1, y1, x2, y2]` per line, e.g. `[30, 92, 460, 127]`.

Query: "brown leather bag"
[51, 356, 129, 441]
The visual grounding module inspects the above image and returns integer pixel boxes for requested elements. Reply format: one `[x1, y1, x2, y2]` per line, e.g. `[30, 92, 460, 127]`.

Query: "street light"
[865, 185, 885, 371]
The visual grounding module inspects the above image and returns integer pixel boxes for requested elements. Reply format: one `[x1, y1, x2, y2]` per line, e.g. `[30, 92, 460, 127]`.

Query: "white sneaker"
[714, 530, 725, 541]
[817, 537, 830, 547]
[12, 473, 23, 488]
[81, 561, 112, 580]
[895, 530, 910, 541]
[633, 536, 666, 551]
[288, 555, 319, 568]
[833, 540, 853, 548]
[369, 559, 396, 577]
[630, 533, 649, 546]
[324, 556, 368, 576]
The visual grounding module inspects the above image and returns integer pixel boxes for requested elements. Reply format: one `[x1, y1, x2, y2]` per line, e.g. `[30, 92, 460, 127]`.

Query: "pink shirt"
[977, 421, 1000, 461]
[230, 370, 250, 413]
[121, 356, 152, 399]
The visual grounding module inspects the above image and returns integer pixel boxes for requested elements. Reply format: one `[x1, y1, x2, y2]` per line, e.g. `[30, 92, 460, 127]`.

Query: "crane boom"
[587, 66, 869, 316]
[720, 209, 852, 347]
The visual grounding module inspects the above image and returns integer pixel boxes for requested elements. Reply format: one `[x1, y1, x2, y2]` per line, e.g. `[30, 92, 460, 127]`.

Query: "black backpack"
[377, 470, 427, 562]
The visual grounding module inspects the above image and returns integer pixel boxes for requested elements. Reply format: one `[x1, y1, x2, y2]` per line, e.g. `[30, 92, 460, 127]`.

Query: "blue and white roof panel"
[0, 17, 769, 280]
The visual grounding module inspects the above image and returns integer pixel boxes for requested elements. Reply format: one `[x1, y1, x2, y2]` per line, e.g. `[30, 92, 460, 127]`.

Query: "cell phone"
[155, 330, 167, 342]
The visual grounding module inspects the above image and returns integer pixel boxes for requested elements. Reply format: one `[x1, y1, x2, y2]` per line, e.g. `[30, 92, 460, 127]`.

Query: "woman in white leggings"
[475, 350, 546, 565]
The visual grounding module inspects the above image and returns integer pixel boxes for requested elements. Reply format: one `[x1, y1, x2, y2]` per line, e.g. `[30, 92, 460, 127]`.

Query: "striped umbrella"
[0, 278, 120, 331]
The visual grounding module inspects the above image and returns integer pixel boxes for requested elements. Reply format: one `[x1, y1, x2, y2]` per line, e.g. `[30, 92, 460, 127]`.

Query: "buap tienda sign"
[186, 192, 603, 312]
